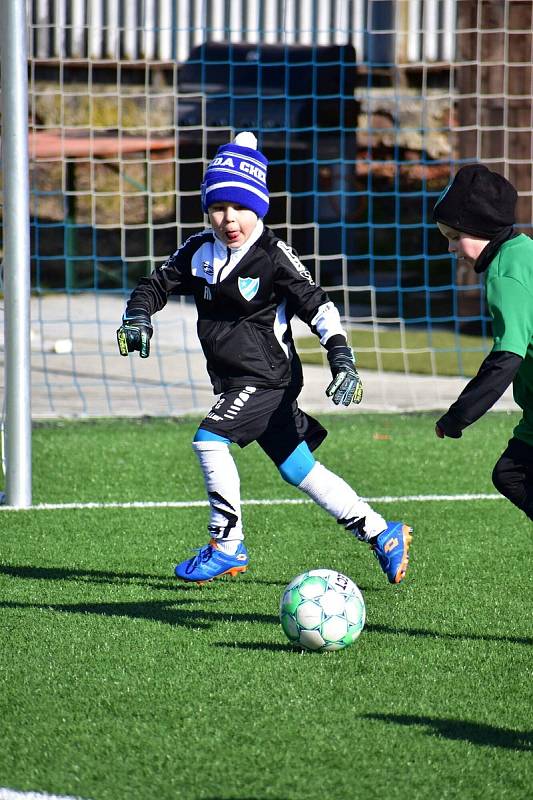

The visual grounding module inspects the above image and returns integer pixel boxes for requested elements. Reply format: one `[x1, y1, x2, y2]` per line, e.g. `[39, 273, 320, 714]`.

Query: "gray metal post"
[0, 0, 32, 506]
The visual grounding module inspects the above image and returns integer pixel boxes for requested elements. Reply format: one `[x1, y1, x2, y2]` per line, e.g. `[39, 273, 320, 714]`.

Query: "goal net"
[2, 0, 531, 417]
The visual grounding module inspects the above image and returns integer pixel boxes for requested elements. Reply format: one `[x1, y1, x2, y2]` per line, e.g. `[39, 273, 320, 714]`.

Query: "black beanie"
[433, 164, 517, 239]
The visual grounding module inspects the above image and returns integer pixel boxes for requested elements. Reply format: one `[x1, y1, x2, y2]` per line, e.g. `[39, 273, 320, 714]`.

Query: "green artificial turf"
[1, 414, 532, 800]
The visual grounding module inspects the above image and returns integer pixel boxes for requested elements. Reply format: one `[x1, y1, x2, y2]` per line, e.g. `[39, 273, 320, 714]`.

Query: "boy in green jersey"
[433, 163, 533, 521]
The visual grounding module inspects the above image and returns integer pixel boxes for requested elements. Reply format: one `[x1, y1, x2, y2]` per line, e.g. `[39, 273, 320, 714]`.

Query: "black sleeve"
[324, 334, 348, 351]
[436, 350, 523, 438]
[125, 239, 196, 318]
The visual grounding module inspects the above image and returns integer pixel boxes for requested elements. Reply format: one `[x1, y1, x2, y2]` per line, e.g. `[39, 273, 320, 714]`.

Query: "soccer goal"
[2, 0, 532, 424]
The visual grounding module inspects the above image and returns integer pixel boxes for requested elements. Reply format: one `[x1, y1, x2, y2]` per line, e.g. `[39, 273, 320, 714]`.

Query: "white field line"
[0, 494, 504, 512]
[0, 791, 89, 800]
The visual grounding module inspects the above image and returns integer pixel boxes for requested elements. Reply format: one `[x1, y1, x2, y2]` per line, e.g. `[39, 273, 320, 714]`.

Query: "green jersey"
[485, 233, 533, 445]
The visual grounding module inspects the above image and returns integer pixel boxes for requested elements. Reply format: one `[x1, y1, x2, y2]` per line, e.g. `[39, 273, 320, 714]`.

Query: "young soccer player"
[117, 132, 412, 583]
[433, 163, 533, 521]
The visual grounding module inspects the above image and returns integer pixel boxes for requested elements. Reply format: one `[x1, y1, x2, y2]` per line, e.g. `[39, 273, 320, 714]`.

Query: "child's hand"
[117, 313, 153, 358]
[435, 414, 463, 438]
[326, 346, 363, 406]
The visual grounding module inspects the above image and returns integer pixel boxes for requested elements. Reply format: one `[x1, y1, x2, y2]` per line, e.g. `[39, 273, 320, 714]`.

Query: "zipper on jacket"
[215, 247, 232, 288]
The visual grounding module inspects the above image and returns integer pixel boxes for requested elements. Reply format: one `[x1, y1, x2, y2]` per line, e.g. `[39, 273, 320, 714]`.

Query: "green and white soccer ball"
[279, 568, 366, 652]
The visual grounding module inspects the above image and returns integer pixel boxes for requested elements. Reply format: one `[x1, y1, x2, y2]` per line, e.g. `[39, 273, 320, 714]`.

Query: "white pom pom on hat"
[233, 131, 258, 149]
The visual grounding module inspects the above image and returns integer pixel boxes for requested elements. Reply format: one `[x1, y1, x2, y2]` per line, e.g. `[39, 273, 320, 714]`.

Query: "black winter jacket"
[125, 225, 346, 394]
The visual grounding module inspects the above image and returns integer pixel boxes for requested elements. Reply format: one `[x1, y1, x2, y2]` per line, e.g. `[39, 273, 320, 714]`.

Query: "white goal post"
[0, 0, 32, 506]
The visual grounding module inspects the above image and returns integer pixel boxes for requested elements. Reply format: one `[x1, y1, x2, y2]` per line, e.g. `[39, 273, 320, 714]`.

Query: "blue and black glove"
[326, 345, 363, 406]
[117, 311, 153, 358]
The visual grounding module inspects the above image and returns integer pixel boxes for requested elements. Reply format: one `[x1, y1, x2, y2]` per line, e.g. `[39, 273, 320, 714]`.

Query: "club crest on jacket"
[238, 276, 260, 301]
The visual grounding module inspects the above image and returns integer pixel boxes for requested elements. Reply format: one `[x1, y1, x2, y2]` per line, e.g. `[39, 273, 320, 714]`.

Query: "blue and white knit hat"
[201, 131, 269, 218]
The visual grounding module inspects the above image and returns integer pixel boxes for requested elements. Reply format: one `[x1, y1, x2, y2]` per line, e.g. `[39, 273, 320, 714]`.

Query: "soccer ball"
[279, 568, 366, 652]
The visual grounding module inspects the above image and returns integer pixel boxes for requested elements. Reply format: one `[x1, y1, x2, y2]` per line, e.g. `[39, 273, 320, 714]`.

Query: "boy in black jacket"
[118, 132, 412, 583]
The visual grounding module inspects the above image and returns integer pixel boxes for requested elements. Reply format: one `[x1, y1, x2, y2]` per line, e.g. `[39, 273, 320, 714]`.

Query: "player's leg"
[175, 385, 281, 583]
[258, 407, 412, 584]
[492, 437, 533, 521]
[192, 428, 244, 552]
[280, 443, 412, 584]
[174, 428, 248, 583]
[277, 441, 387, 538]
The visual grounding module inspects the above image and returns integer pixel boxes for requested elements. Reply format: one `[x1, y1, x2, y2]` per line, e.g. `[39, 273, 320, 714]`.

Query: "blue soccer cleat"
[175, 539, 249, 584]
[371, 522, 413, 584]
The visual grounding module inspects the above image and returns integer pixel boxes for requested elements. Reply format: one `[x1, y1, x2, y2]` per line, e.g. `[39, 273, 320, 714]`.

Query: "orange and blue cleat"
[371, 522, 413, 584]
[175, 539, 249, 584]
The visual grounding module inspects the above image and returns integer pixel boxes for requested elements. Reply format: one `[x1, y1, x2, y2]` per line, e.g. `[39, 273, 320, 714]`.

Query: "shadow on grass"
[3, 564, 529, 647]
[0, 563, 380, 595]
[0, 599, 279, 631]
[214, 618, 533, 652]
[365, 622, 533, 647]
[241, 577, 291, 588]
[214, 641, 292, 653]
[0, 563, 303, 592]
[0, 562, 180, 591]
[362, 713, 533, 751]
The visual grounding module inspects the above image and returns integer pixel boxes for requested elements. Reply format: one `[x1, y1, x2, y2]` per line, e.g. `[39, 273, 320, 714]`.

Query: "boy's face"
[437, 222, 489, 267]
[208, 202, 258, 249]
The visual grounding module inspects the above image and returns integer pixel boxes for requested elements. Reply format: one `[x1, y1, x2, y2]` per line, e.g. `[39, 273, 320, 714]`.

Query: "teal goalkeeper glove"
[326, 345, 363, 406]
[117, 312, 153, 358]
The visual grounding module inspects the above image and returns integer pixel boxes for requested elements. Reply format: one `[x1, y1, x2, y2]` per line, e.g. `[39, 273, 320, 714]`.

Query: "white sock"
[297, 461, 386, 542]
[212, 539, 241, 554]
[192, 440, 243, 554]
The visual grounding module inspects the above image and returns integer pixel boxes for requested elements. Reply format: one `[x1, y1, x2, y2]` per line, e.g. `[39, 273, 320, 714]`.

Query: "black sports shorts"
[198, 383, 327, 466]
